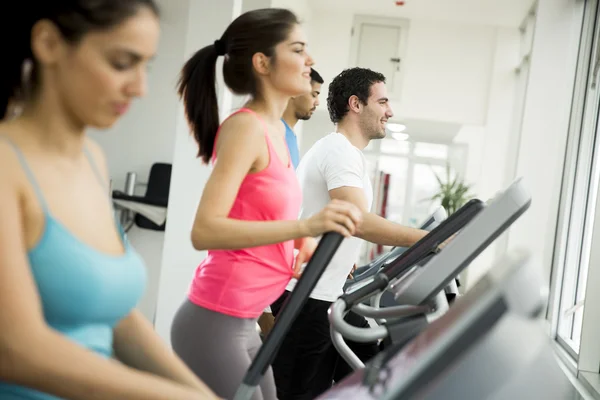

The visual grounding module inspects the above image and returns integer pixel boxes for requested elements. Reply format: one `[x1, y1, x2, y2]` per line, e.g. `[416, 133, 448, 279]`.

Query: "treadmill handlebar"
[329, 300, 388, 342]
[362, 245, 406, 275]
[234, 232, 344, 400]
[339, 199, 484, 308]
[382, 198, 484, 279]
[352, 302, 430, 319]
[341, 273, 390, 306]
[349, 207, 447, 284]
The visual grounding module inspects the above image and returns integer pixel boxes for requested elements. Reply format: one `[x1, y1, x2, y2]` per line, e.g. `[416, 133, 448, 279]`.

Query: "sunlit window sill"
[580, 372, 600, 400]
[554, 341, 600, 400]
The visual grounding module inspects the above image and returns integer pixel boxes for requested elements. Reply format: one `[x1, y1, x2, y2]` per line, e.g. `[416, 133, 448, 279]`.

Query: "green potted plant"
[430, 163, 474, 215]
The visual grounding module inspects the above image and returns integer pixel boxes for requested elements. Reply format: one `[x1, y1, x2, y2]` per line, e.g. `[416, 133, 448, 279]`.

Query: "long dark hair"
[1, 1, 159, 119]
[177, 8, 299, 164]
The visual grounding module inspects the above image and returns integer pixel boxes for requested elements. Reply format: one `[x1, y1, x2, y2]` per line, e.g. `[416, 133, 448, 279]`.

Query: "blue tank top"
[0, 137, 147, 399]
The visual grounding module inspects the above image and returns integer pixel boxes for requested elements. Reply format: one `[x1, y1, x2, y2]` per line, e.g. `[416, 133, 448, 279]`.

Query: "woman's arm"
[294, 237, 307, 250]
[329, 186, 428, 247]
[113, 310, 218, 398]
[191, 113, 306, 250]
[190, 113, 361, 251]
[0, 149, 209, 400]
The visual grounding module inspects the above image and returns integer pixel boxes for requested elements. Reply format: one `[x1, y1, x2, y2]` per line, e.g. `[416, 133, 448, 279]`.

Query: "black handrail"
[233, 232, 345, 400]
[351, 209, 444, 279]
[340, 199, 484, 307]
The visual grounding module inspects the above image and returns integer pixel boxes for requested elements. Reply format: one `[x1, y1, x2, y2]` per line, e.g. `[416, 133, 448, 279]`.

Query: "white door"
[349, 16, 409, 101]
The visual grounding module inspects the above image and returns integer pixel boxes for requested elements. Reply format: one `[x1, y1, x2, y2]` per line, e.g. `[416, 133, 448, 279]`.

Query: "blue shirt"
[283, 120, 300, 169]
[0, 137, 147, 400]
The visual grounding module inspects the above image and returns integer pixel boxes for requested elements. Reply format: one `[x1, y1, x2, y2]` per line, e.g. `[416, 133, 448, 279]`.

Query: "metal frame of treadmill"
[392, 177, 531, 305]
[320, 249, 565, 400]
[329, 178, 532, 370]
[366, 207, 447, 311]
[346, 206, 447, 291]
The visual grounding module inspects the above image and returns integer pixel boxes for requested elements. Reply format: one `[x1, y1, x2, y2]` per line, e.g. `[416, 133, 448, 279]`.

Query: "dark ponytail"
[1, 63, 20, 119]
[2, 20, 31, 118]
[178, 8, 299, 164]
[177, 45, 221, 163]
[2, 0, 159, 120]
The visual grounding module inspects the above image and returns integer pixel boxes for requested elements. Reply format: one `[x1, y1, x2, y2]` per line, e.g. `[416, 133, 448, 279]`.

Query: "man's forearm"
[356, 212, 428, 248]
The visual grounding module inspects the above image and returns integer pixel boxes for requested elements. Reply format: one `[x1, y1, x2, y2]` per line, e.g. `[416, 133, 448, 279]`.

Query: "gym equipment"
[318, 249, 572, 399]
[235, 198, 482, 400]
[334, 196, 485, 369]
[112, 163, 171, 232]
[346, 207, 447, 284]
[331, 178, 531, 371]
[344, 207, 449, 309]
[233, 232, 345, 400]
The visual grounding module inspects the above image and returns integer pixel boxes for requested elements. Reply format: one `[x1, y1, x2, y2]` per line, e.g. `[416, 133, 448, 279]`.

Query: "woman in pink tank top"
[169, 8, 362, 400]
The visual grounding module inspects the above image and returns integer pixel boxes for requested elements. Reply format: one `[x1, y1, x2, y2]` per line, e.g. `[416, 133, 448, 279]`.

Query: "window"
[360, 141, 458, 263]
[365, 141, 458, 226]
[380, 138, 410, 155]
[551, 0, 600, 359]
[377, 155, 410, 223]
[408, 163, 448, 226]
[506, 4, 536, 184]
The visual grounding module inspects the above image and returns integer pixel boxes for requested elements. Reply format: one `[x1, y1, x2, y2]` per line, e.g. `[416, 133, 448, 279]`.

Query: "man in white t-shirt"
[270, 67, 430, 400]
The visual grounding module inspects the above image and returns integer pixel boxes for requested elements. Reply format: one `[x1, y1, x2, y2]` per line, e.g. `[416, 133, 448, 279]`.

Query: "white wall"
[305, 12, 354, 113]
[454, 28, 521, 286]
[506, 0, 583, 283]
[402, 0, 583, 289]
[153, 0, 245, 342]
[399, 20, 496, 125]
[305, 14, 499, 123]
[302, 11, 525, 288]
[302, 15, 519, 187]
[88, 0, 190, 321]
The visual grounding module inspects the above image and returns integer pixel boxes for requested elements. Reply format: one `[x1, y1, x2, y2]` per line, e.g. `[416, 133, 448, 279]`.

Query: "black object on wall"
[112, 163, 172, 231]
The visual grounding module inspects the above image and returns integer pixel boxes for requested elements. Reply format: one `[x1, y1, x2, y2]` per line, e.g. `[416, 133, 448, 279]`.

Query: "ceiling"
[307, 0, 536, 28]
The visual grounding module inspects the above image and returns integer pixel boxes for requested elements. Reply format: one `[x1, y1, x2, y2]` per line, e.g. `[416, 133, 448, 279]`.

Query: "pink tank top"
[188, 108, 302, 318]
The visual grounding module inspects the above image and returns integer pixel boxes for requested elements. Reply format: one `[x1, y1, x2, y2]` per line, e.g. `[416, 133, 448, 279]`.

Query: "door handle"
[390, 57, 401, 63]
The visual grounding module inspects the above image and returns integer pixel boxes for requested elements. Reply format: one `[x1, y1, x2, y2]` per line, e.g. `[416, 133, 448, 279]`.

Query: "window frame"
[548, 0, 600, 374]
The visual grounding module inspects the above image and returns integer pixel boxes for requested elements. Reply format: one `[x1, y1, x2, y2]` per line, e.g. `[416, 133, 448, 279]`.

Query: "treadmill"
[233, 232, 346, 400]
[347, 207, 447, 282]
[319, 249, 572, 399]
[330, 178, 532, 371]
[344, 207, 450, 309]
[233, 196, 483, 400]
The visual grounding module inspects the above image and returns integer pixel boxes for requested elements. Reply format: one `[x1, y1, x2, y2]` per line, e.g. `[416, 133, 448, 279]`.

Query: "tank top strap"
[236, 107, 269, 135]
[0, 136, 49, 213]
[81, 144, 128, 244]
[211, 108, 271, 164]
[82, 144, 109, 191]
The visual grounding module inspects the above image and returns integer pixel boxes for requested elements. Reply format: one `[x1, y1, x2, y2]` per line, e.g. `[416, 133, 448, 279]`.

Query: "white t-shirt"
[286, 132, 373, 302]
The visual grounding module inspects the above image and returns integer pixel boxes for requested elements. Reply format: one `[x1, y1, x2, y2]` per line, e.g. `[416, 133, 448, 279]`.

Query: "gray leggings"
[171, 300, 277, 400]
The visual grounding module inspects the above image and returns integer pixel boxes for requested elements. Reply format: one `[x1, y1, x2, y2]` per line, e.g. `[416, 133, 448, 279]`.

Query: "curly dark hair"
[327, 67, 386, 124]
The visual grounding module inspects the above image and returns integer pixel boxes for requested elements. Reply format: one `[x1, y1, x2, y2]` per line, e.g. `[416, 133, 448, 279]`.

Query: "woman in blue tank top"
[0, 2, 216, 399]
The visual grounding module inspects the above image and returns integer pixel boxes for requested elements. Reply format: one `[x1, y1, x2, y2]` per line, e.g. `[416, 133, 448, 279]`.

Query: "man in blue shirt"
[282, 68, 324, 168]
